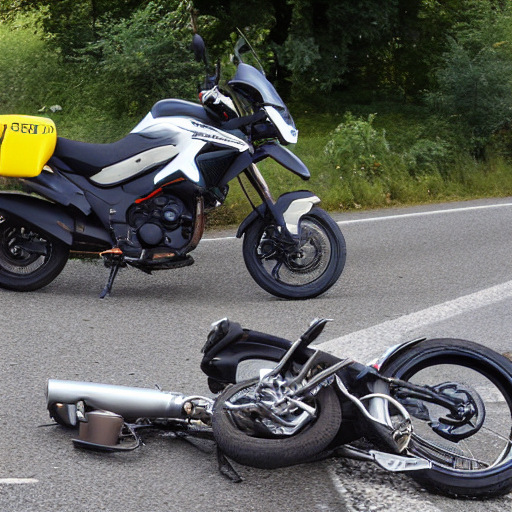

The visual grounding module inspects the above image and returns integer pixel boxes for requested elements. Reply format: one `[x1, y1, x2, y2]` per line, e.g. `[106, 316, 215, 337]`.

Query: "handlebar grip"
[221, 110, 267, 130]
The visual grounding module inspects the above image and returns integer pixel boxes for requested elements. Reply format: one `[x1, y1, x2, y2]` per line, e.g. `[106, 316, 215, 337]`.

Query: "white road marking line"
[337, 201, 512, 225]
[201, 201, 512, 241]
[201, 234, 238, 241]
[317, 280, 512, 361]
[0, 478, 38, 484]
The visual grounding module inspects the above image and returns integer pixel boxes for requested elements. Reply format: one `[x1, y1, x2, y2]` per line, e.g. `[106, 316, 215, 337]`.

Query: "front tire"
[242, 207, 346, 299]
[0, 213, 69, 291]
[212, 379, 342, 469]
[381, 339, 512, 498]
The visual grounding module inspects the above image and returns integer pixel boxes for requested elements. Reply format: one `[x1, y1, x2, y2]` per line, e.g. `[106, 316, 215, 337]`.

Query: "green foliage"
[0, 0, 154, 56]
[324, 113, 390, 181]
[192, 0, 405, 96]
[81, 1, 202, 116]
[0, 14, 62, 113]
[426, 1, 512, 154]
[404, 139, 452, 176]
[280, 0, 401, 93]
[317, 106, 507, 210]
[0, 7, 201, 140]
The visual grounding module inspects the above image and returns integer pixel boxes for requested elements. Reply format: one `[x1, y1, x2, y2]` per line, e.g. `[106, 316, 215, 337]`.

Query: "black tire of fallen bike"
[380, 338, 512, 498]
[0, 213, 69, 291]
[212, 379, 342, 469]
[242, 207, 346, 299]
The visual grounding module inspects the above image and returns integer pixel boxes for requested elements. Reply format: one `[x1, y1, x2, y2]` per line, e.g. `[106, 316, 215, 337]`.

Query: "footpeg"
[334, 445, 431, 472]
[99, 248, 123, 257]
[370, 450, 431, 472]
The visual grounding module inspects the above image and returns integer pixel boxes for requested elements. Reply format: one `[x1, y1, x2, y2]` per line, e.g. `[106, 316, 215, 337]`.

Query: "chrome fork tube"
[244, 163, 275, 204]
[335, 375, 413, 452]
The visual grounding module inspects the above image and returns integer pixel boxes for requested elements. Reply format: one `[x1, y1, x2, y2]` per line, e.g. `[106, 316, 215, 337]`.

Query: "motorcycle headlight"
[264, 105, 298, 145]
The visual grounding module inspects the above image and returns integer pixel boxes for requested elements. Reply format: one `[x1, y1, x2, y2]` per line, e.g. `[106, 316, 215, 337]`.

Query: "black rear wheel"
[242, 207, 346, 299]
[0, 213, 69, 291]
[381, 339, 512, 498]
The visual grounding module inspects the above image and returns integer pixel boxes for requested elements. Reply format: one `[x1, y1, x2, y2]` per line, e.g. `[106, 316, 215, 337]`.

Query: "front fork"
[241, 163, 320, 239]
[244, 163, 275, 205]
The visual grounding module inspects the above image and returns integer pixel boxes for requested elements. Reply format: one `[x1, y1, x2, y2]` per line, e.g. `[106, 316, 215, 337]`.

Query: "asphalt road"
[0, 197, 511, 512]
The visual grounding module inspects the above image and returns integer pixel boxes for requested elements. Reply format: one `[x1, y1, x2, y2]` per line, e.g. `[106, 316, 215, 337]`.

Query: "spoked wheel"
[212, 378, 342, 469]
[381, 338, 512, 498]
[0, 213, 69, 291]
[242, 207, 346, 299]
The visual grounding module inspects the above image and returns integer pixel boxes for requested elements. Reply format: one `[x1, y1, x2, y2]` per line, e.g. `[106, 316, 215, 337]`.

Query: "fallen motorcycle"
[0, 33, 345, 298]
[46, 318, 512, 498]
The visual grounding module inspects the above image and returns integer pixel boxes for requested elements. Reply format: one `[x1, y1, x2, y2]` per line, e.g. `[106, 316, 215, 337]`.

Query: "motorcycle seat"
[53, 133, 177, 177]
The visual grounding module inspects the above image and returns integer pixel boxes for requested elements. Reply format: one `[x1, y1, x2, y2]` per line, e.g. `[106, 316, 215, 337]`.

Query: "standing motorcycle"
[47, 318, 512, 498]
[0, 34, 345, 298]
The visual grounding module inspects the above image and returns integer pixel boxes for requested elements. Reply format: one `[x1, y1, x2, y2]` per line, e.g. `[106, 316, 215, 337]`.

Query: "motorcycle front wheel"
[212, 379, 342, 469]
[242, 207, 346, 299]
[0, 213, 69, 291]
[381, 338, 512, 498]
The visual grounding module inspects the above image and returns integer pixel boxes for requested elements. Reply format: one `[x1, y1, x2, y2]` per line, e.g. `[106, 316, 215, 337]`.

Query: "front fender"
[201, 319, 343, 393]
[371, 337, 428, 372]
[236, 190, 320, 238]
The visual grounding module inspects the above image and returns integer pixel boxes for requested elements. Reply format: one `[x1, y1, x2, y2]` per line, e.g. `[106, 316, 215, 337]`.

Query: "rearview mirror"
[192, 34, 207, 64]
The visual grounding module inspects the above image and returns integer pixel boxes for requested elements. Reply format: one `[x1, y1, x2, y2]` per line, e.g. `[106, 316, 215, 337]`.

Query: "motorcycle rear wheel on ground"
[381, 338, 512, 498]
[242, 207, 346, 299]
[0, 213, 69, 291]
[212, 378, 342, 469]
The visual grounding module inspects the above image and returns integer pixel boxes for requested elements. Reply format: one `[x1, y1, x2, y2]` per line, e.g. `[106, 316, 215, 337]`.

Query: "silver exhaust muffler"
[46, 379, 190, 425]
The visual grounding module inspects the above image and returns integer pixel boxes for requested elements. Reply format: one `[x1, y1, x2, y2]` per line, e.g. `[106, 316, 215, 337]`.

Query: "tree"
[0, 0, 154, 56]
[81, 1, 202, 115]
[192, 0, 405, 96]
[427, 0, 512, 155]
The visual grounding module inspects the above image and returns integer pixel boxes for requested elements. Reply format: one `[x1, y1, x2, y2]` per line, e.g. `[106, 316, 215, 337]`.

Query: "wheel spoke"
[408, 430, 490, 469]
[257, 219, 331, 286]
[271, 260, 283, 282]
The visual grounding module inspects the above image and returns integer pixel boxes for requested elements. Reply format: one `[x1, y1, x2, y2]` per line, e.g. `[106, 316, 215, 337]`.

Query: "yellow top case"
[0, 115, 57, 177]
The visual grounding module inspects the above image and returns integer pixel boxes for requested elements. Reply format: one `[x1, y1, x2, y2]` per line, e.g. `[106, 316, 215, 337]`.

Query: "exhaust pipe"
[46, 379, 189, 425]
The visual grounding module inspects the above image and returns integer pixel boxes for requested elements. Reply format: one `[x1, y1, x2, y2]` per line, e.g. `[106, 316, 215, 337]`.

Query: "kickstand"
[100, 262, 122, 299]
[217, 447, 243, 483]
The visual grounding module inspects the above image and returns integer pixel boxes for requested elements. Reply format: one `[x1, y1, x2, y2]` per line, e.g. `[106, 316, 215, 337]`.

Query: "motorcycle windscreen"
[0, 115, 57, 177]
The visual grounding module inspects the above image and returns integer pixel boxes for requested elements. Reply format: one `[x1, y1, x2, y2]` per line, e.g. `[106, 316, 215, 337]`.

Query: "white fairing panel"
[283, 196, 321, 235]
[90, 145, 179, 185]
[132, 114, 251, 185]
[154, 138, 206, 183]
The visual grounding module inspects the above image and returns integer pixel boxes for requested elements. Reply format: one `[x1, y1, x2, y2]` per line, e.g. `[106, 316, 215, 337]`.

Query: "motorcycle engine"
[127, 194, 193, 249]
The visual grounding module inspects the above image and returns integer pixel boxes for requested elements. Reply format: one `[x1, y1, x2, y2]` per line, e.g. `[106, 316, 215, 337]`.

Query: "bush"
[81, 2, 202, 117]
[324, 113, 390, 181]
[0, 15, 63, 114]
[404, 138, 452, 176]
[0, 6, 203, 141]
[324, 111, 455, 181]
[427, 4, 512, 156]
